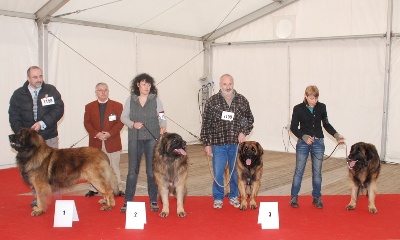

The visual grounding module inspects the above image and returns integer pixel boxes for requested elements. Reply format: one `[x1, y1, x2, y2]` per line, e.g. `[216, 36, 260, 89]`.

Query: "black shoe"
[85, 190, 98, 197]
[118, 191, 125, 196]
[121, 203, 127, 213]
[312, 197, 323, 209]
[30, 199, 37, 207]
[150, 202, 159, 211]
[290, 197, 299, 208]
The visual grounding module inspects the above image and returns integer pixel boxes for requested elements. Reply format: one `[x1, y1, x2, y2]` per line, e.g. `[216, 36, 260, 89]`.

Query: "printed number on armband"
[41, 96, 55, 106]
[221, 111, 234, 121]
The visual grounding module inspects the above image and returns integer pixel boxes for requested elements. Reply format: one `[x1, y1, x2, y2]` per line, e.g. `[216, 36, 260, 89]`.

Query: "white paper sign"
[258, 202, 279, 229]
[125, 202, 146, 229]
[53, 200, 79, 227]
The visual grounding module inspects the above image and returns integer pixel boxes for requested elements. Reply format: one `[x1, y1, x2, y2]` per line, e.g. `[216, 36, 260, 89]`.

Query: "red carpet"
[0, 167, 399, 240]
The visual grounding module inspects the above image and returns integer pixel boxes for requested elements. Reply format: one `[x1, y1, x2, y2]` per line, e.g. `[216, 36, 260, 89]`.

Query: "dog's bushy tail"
[99, 153, 119, 196]
[109, 169, 119, 196]
[111, 171, 119, 195]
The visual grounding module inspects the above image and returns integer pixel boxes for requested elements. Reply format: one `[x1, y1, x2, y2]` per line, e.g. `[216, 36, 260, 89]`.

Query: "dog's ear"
[365, 144, 376, 162]
[158, 137, 167, 156]
[256, 142, 264, 156]
[238, 142, 245, 155]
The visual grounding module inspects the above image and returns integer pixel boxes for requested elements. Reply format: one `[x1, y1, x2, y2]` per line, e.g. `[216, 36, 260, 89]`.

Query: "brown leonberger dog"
[9, 128, 119, 216]
[237, 141, 264, 210]
[346, 142, 381, 213]
[153, 132, 188, 218]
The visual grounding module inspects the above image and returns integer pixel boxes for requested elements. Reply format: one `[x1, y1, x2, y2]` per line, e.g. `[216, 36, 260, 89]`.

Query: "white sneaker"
[213, 200, 223, 209]
[229, 197, 240, 208]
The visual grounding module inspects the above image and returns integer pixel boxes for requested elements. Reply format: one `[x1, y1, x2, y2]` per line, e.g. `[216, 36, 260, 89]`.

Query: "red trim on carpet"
[1, 167, 399, 240]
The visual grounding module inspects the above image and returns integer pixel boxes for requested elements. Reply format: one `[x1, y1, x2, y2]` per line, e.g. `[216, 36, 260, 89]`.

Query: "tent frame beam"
[210, 33, 385, 46]
[203, 0, 299, 42]
[49, 18, 202, 41]
[35, 0, 70, 81]
[0, 9, 35, 19]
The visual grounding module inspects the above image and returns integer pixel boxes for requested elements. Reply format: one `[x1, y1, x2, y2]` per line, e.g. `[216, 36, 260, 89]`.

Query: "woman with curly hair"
[120, 73, 167, 212]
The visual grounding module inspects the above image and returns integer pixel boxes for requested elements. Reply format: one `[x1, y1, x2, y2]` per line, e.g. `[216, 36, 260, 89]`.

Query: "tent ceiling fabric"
[0, 0, 282, 39]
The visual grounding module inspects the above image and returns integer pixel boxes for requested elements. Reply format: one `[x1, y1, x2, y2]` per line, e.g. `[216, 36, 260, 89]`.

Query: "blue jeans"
[124, 138, 158, 203]
[291, 138, 325, 198]
[212, 144, 239, 201]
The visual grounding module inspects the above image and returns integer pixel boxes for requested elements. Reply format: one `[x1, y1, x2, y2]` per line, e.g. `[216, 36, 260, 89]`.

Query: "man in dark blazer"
[84, 82, 125, 197]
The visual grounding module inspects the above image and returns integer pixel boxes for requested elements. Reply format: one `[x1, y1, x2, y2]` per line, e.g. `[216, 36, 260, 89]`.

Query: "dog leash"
[311, 143, 347, 161]
[142, 123, 159, 142]
[69, 134, 88, 148]
[310, 142, 348, 161]
[206, 145, 239, 188]
[285, 129, 348, 161]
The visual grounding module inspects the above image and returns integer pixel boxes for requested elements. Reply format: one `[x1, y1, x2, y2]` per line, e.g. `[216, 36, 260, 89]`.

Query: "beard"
[221, 88, 233, 95]
[31, 81, 42, 89]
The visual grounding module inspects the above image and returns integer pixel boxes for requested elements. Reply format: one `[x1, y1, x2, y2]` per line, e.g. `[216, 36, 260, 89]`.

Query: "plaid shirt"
[201, 90, 254, 146]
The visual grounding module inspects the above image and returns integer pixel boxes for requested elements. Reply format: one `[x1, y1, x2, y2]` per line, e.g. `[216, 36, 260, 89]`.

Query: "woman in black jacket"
[289, 85, 344, 209]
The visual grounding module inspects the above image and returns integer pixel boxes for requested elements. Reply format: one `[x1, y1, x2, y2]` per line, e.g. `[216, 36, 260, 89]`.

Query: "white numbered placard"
[258, 202, 279, 229]
[125, 202, 146, 229]
[53, 200, 79, 227]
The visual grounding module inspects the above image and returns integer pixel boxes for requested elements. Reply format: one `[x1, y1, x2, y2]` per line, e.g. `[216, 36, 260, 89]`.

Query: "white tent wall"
[2, 16, 38, 168]
[215, 0, 388, 43]
[46, 22, 204, 150]
[386, 38, 400, 163]
[211, 0, 392, 160]
[135, 34, 204, 143]
[211, 44, 290, 151]
[212, 38, 385, 158]
[46, 22, 136, 150]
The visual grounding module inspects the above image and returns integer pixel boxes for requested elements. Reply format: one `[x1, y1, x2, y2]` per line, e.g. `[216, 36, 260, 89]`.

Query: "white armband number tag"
[41, 96, 55, 106]
[221, 111, 234, 121]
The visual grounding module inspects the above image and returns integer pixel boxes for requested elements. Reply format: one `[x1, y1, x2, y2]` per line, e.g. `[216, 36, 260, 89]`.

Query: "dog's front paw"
[345, 204, 356, 210]
[250, 199, 258, 209]
[177, 211, 186, 217]
[239, 202, 248, 211]
[98, 199, 106, 204]
[159, 212, 169, 217]
[250, 204, 258, 210]
[31, 207, 44, 216]
[369, 207, 378, 214]
[100, 205, 112, 211]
